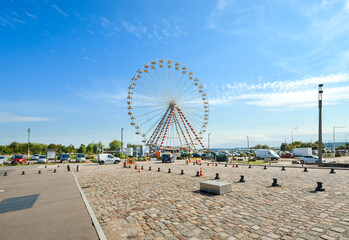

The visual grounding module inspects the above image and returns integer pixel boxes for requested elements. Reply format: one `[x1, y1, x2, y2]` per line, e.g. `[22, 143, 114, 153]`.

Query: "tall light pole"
[291, 127, 298, 144]
[121, 128, 124, 156]
[27, 128, 31, 159]
[333, 126, 345, 163]
[247, 136, 250, 150]
[208, 133, 211, 151]
[318, 84, 323, 166]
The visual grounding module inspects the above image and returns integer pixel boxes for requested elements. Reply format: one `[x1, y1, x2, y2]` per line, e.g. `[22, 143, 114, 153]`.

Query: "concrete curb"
[72, 170, 107, 240]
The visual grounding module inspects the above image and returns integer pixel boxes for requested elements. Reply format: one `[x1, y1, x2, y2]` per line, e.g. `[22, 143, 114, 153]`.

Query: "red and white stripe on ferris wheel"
[176, 107, 197, 151]
[159, 107, 175, 150]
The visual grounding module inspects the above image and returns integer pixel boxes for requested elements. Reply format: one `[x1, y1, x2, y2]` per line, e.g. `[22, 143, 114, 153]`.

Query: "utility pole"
[247, 136, 249, 150]
[291, 127, 298, 144]
[27, 128, 31, 159]
[318, 84, 323, 166]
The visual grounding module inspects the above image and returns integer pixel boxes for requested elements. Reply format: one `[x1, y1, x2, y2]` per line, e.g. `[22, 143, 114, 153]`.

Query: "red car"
[11, 155, 27, 164]
[281, 153, 293, 158]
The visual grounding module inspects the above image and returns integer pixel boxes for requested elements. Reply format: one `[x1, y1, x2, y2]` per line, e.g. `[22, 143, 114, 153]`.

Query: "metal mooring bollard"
[123, 162, 126, 168]
[38, 170, 41, 174]
[168, 168, 171, 173]
[4, 172, 7, 176]
[22, 171, 25, 175]
[263, 165, 267, 170]
[180, 170, 184, 175]
[67, 165, 70, 172]
[157, 167, 160, 172]
[303, 167, 308, 172]
[215, 163, 218, 167]
[239, 175, 245, 182]
[128, 165, 131, 168]
[281, 166, 286, 171]
[57, 165, 59, 168]
[249, 165, 252, 168]
[149, 167, 151, 171]
[196, 171, 200, 177]
[77, 165, 79, 172]
[236, 164, 238, 168]
[207, 163, 210, 166]
[45, 165, 47, 168]
[330, 168, 335, 174]
[53, 169, 57, 173]
[135, 165, 137, 170]
[141, 166, 144, 170]
[315, 182, 325, 191]
[272, 178, 279, 187]
[225, 164, 227, 167]
[215, 173, 220, 179]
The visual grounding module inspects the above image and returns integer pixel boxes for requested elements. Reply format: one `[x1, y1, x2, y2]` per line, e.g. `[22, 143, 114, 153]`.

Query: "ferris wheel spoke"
[143, 71, 169, 100]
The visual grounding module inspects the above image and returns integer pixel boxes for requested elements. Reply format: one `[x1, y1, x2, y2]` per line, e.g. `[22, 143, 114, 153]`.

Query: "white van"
[97, 154, 121, 165]
[255, 149, 280, 161]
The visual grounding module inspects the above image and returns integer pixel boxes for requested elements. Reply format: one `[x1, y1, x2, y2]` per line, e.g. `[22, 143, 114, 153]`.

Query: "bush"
[177, 156, 182, 160]
[185, 153, 192, 158]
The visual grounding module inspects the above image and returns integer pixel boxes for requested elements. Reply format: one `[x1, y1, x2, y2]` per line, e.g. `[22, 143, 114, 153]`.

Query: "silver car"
[76, 153, 86, 162]
[300, 155, 327, 163]
[37, 155, 47, 163]
[0, 156, 8, 165]
[31, 154, 40, 161]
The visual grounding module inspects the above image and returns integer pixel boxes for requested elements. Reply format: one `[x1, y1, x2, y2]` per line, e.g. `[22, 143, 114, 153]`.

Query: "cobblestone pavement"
[76, 161, 349, 240]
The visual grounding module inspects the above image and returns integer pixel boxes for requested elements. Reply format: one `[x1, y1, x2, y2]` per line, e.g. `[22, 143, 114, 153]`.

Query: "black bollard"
[303, 167, 308, 172]
[281, 166, 285, 171]
[315, 182, 325, 191]
[225, 164, 227, 167]
[53, 169, 57, 173]
[22, 171, 25, 175]
[239, 175, 245, 182]
[249, 165, 252, 168]
[38, 170, 41, 174]
[157, 167, 160, 172]
[67, 165, 70, 172]
[329, 168, 335, 174]
[168, 168, 171, 173]
[263, 165, 267, 170]
[215, 163, 218, 167]
[180, 170, 184, 175]
[207, 163, 210, 166]
[272, 178, 279, 187]
[193, 162, 195, 165]
[129, 165, 131, 168]
[123, 162, 126, 168]
[135, 165, 137, 170]
[45, 165, 47, 168]
[4, 172, 7, 176]
[141, 166, 144, 170]
[196, 171, 200, 177]
[149, 167, 151, 171]
[57, 165, 59, 168]
[236, 164, 238, 168]
[77, 165, 79, 172]
[215, 173, 220, 179]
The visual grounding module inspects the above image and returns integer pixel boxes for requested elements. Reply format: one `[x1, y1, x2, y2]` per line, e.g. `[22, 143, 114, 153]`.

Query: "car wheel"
[114, 160, 118, 164]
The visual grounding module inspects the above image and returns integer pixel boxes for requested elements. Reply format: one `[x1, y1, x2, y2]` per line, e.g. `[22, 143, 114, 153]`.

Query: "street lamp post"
[333, 126, 345, 163]
[318, 84, 323, 166]
[247, 136, 250, 150]
[291, 127, 298, 144]
[27, 128, 31, 159]
[121, 128, 124, 156]
[208, 133, 211, 151]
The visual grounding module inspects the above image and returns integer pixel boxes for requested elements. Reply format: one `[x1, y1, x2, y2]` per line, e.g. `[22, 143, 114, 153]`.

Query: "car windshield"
[62, 154, 70, 158]
[39, 155, 46, 158]
[14, 155, 22, 158]
[77, 154, 85, 157]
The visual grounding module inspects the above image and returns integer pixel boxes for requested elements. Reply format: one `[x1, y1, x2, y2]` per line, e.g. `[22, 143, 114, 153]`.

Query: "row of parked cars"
[0, 153, 88, 165]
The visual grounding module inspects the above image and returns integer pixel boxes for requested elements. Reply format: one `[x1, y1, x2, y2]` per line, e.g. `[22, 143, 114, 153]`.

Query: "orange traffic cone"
[233, 162, 235, 168]
[200, 168, 203, 176]
[138, 166, 141, 173]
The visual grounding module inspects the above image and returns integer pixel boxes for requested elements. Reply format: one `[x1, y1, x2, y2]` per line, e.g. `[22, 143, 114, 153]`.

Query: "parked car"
[76, 153, 86, 162]
[0, 156, 8, 165]
[193, 153, 201, 158]
[300, 155, 326, 163]
[201, 153, 213, 160]
[37, 155, 47, 163]
[162, 153, 173, 163]
[281, 152, 293, 158]
[31, 154, 40, 161]
[255, 149, 280, 161]
[97, 154, 120, 165]
[11, 155, 27, 164]
[60, 154, 71, 163]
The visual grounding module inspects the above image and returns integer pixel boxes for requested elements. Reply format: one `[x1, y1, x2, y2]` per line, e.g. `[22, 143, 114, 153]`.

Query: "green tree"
[280, 143, 287, 151]
[337, 145, 346, 150]
[47, 143, 57, 150]
[78, 144, 86, 153]
[109, 140, 121, 150]
[127, 143, 142, 148]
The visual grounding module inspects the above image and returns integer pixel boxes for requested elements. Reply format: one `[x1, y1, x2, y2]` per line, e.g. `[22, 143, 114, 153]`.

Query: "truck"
[292, 148, 312, 157]
[255, 149, 280, 160]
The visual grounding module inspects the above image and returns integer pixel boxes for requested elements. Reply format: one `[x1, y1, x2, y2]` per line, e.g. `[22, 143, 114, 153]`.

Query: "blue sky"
[1, 0, 349, 148]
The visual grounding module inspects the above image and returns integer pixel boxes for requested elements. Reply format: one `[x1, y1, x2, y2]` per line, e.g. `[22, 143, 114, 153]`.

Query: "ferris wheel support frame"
[159, 107, 175, 151]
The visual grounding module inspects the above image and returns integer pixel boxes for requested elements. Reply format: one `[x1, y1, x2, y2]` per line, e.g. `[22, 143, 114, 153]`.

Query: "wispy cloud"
[26, 12, 38, 19]
[52, 5, 68, 17]
[0, 112, 52, 122]
[210, 73, 349, 109]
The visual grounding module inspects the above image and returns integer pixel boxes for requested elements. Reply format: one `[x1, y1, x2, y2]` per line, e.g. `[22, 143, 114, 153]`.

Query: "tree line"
[0, 140, 142, 155]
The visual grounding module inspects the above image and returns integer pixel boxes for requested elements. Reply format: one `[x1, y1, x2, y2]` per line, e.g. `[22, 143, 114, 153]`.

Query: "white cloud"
[0, 112, 52, 122]
[345, 0, 349, 10]
[210, 73, 349, 109]
[52, 5, 68, 17]
[26, 12, 38, 19]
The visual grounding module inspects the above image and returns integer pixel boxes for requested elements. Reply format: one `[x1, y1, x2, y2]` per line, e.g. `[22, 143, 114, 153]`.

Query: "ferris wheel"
[127, 59, 209, 152]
